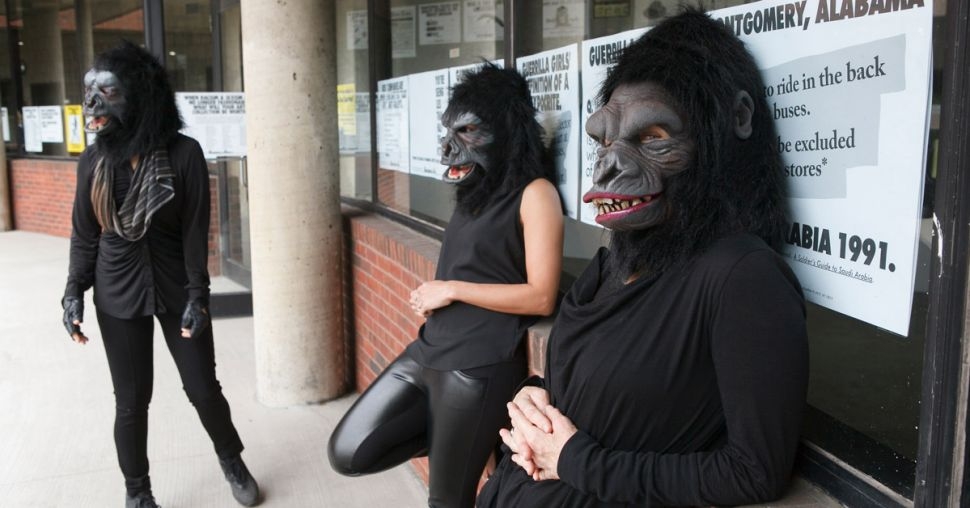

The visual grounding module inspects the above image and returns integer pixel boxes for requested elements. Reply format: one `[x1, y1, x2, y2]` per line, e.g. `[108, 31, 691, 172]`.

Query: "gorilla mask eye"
[639, 125, 671, 143]
[458, 124, 478, 134]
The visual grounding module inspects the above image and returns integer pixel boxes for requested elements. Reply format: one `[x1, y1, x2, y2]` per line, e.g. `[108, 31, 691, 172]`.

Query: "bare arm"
[410, 178, 563, 317]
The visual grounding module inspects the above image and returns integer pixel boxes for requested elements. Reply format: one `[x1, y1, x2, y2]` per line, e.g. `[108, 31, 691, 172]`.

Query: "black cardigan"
[478, 234, 809, 507]
[65, 134, 211, 319]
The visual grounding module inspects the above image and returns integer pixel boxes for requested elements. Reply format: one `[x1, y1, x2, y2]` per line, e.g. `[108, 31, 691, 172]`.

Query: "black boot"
[219, 454, 260, 506]
[124, 491, 160, 508]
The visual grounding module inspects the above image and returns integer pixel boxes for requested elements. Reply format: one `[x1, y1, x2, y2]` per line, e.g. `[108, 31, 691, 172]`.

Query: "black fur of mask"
[442, 62, 556, 215]
[595, 8, 787, 278]
[83, 40, 182, 165]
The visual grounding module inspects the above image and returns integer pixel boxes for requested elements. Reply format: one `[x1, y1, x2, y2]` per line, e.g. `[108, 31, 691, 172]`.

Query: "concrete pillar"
[76, 0, 96, 73]
[240, 1, 346, 406]
[21, 5, 66, 106]
[22, 4, 67, 157]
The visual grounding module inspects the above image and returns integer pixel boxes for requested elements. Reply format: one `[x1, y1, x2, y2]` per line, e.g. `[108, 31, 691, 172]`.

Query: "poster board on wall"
[176, 92, 247, 160]
[518, 44, 581, 219]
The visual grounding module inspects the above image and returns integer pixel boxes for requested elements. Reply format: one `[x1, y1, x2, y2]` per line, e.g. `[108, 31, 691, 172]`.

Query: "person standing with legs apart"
[328, 63, 564, 508]
[61, 41, 259, 508]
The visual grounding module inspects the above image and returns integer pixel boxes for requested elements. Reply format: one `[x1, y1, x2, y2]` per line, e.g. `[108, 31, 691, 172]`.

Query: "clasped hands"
[409, 280, 454, 317]
[499, 386, 577, 481]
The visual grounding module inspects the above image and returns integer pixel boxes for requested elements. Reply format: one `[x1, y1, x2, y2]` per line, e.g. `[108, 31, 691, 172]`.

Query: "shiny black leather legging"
[328, 350, 526, 508]
[97, 309, 244, 496]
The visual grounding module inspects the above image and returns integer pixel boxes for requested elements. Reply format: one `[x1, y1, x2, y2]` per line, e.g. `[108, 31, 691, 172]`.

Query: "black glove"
[61, 295, 84, 339]
[180, 298, 210, 338]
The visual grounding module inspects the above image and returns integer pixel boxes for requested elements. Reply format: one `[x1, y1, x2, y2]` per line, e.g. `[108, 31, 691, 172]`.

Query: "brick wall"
[9, 158, 222, 276]
[10, 158, 76, 237]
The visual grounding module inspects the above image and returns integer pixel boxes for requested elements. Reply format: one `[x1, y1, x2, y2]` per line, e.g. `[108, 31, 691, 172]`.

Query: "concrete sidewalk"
[0, 231, 428, 508]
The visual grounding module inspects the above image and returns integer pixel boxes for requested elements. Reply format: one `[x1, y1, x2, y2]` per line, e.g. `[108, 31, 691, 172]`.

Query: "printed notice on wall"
[176, 92, 246, 159]
[463, 0, 504, 42]
[347, 10, 368, 50]
[39, 106, 64, 143]
[1, 107, 9, 142]
[579, 27, 648, 227]
[63, 105, 86, 153]
[355, 92, 371, 154]
[711, 0, 934, 335]
[22, 107, 42, 152]
[419, 1, 461, 46]
[393, 6, 417, 59]
[543, 0, 584, 39]
[518, 44, 581, 219]
[408, 70, 451, 179]
[377, 77, 410, 173]
[338, 84, 357, 154]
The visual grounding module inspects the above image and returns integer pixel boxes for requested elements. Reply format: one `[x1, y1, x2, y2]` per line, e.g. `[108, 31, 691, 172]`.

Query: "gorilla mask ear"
[733, 90, 754, 140]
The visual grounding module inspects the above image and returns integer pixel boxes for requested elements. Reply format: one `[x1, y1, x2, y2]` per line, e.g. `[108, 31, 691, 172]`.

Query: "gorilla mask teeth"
[85, 115, 109, 132]
[592, 196, 652, 216]
[443, 163, 476, 182]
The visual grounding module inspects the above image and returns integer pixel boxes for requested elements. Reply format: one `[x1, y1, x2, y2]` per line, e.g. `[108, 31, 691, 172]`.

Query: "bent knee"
[327, 431, 363, 476]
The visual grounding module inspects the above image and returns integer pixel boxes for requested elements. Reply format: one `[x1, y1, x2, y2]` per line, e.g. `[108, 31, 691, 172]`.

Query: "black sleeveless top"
[406, 185, 537, 370]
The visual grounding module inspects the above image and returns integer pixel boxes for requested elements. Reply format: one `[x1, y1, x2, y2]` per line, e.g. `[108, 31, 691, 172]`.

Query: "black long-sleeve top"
[64, 134, 211, 319]
[478, 233, 809, 507]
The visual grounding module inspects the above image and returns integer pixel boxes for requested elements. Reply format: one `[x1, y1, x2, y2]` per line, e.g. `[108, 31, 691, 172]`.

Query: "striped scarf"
[91, 148, 175, 241]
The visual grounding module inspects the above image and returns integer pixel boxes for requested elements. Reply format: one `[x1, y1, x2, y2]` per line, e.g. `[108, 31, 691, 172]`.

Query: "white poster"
[392, 6, 417, 59]
[463, 0, 504, 42]
[39, 106, 63, 143]
[710, 0, 934, 334]
[543, 0, 584, 39]
[1, 107, 9, 142]
[409, 70, 451, 179]
[347, 10, 368, 50]
[22, 107, 42, 152]
[355, 92, 371, 154]
[579, 27, 648, 227]
[419, 1, 462, 46]
[176, 92, 247, 159]
[377, 77, 410, 173]
[518, 44, 581, 219]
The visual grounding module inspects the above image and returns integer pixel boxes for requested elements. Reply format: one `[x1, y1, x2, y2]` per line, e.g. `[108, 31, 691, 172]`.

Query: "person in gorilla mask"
[62, 41, 259, 508]
[328, 63, 564, 508]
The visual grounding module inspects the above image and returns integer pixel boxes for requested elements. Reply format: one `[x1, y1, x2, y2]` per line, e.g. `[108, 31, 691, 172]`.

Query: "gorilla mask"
[83, 69, 126, 135]
[439, 110, 494, 185]
[83, 41, 182, 162]
[583, 82, 694, 231]
[441, 63, 555, 215]
[585, 8, 786, 277]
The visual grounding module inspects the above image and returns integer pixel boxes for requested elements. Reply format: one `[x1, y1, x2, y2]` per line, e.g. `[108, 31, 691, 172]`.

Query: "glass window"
[337, 0, 373, 201]
[375, 0, 505, 224]
[164, 0, 213, 92]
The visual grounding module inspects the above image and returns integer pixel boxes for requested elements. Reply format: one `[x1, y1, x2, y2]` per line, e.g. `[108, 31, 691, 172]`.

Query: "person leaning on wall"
[327, 62, 565, 508]
[478, 9, 810, 508]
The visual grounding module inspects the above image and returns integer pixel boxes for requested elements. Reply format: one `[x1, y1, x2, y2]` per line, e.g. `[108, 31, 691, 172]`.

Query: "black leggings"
[96, 309, 244, 496]
[328, 350, 525, 508]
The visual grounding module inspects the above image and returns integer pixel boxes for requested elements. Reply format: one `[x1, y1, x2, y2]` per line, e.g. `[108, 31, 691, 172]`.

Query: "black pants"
[96, 309, 244, 496]
[328, 350, 525, 508]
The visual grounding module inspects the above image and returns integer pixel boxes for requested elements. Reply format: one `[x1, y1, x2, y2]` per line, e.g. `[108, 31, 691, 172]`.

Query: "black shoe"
[124, 491, 160, 508]
[219, 454, 260, 506]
